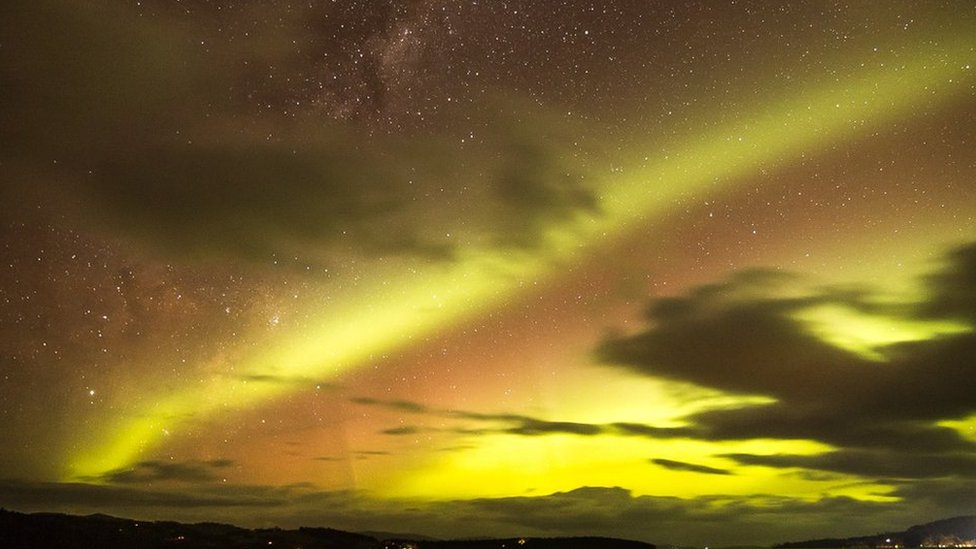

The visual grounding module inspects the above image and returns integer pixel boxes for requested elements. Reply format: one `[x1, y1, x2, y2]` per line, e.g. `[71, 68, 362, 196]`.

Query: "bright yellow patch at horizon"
[67, 27, 976, 482]
[795, 304, 972, 361]
[374, 434, 891, 502]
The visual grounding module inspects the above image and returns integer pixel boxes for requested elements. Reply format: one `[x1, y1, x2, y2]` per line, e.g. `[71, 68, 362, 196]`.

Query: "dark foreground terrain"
[5, 507, 974, 549]
[778, 515, 976, 548]
[0, 508, 655, 549]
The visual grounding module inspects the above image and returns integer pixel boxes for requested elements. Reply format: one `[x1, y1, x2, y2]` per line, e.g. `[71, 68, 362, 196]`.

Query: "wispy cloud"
[651, 459, 731, 476]
[94, 459, 235, 484]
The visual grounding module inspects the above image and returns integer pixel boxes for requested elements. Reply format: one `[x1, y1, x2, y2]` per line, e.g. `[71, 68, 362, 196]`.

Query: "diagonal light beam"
[68, 30, 976, 481]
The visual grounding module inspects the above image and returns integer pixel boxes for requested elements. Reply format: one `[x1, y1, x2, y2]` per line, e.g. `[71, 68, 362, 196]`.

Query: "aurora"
[2, 1, 976, 546]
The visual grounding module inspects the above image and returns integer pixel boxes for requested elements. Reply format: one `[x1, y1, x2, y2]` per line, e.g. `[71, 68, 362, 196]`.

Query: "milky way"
[2, 1, 975, 545]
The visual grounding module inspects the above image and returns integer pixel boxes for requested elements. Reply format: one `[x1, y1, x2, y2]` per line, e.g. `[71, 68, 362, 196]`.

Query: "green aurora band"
[68, 29, 976, 481]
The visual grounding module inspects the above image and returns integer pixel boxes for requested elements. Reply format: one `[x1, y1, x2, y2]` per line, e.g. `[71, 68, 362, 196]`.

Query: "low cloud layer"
[96, 459, 235, 485]
[0, 479, 961, 546]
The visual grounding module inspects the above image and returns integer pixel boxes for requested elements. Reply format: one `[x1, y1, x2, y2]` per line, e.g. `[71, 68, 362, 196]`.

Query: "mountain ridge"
[777, 515, 976, 548]
[0, 508, 655, 549]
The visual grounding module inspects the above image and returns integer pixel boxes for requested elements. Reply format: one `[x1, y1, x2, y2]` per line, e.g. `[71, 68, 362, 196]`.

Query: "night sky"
[2, 1, 976, 545]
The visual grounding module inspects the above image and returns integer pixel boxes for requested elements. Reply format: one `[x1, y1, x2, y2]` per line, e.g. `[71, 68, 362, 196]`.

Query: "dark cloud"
[350, 397, 431, 414]
[0, 1, 600, 269]
[597, 244, 976, 478]
[690, 406, 975, 452]
[504, 418, 603, 436]
[85, 144, 459, 264]
[236, 374, 304, 385]
[610, 422, 698, 439]
[97, 459, 235, 484]
[448, 409, 607, 437]
[889, 478, 976, 511]
[0, 479, 274, 509]
[489, 125, 601, 247]
[381, 426, 423, 436]
[922, 243, 976, 322]
[725, 451, 976, 479]
[599, 270, 868, 400]
[651, 459, 731, 476]
[354, 396, 607, 438]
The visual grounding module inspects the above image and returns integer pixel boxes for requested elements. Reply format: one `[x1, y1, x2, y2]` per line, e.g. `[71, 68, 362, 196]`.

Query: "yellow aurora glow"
[67, 26, 975, 488]
[7, 2, 976, 545]
[795, 304, 971, 361]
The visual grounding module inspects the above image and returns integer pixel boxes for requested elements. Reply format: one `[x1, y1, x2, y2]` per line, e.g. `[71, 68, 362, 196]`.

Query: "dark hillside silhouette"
[0, 509, 655, 549]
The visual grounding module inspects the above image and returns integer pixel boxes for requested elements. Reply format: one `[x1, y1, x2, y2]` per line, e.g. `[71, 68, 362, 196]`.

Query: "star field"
[1, 1, 976, 545]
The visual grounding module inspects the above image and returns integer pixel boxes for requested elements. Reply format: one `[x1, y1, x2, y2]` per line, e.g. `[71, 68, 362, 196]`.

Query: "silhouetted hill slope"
[0, 509, 379, 549]
[777, 515, 976, 548]
[902, 516, 976, 547]
[408, 537, 655, 548]
[0, 509, 656, 549]
[360, 530, 440, 541]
